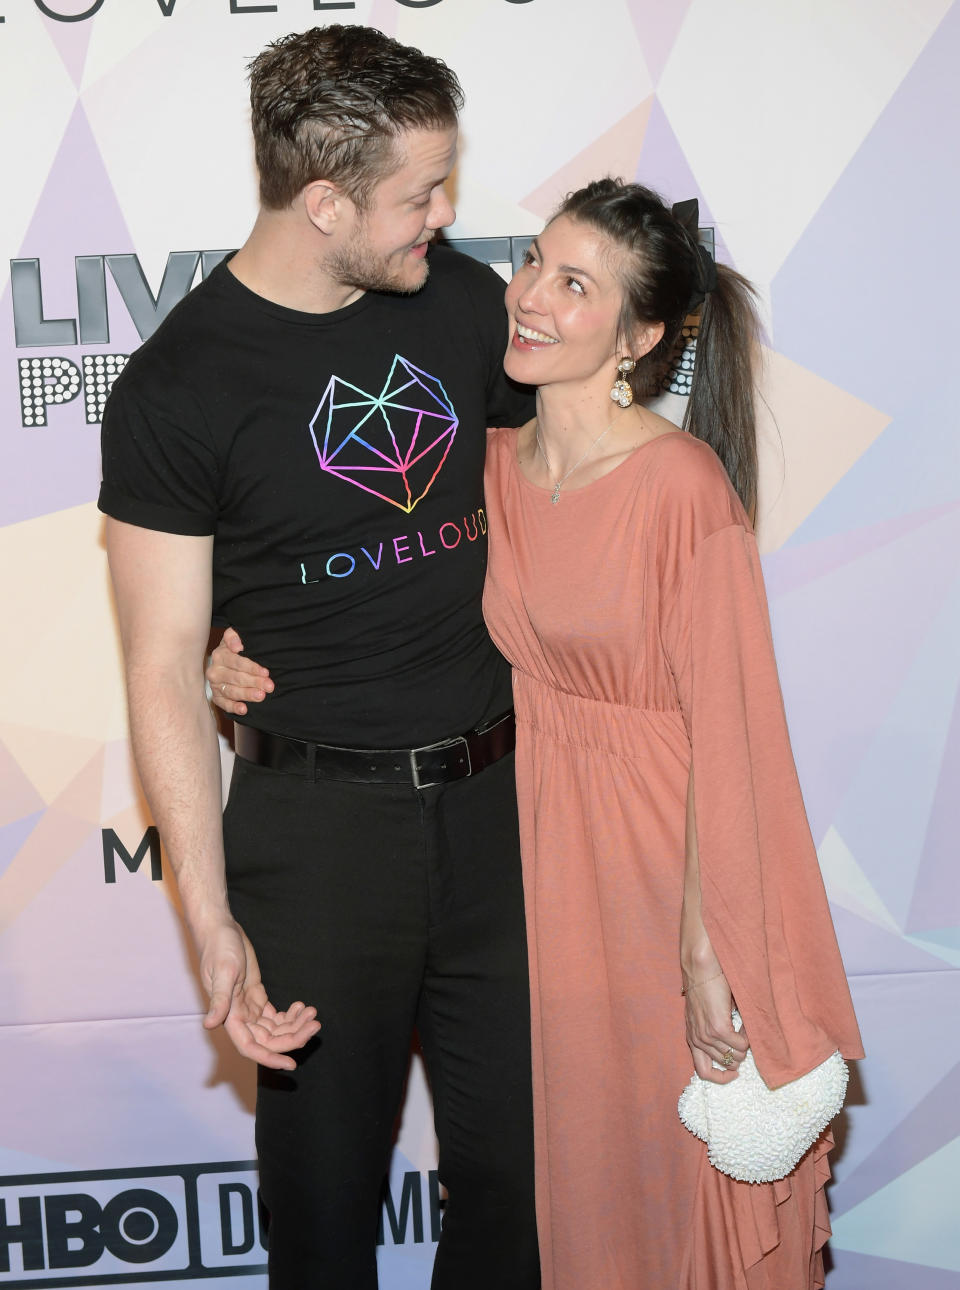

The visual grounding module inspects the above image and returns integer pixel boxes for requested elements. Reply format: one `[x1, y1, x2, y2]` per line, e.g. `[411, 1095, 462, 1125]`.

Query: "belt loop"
[305, 741, 317, 781]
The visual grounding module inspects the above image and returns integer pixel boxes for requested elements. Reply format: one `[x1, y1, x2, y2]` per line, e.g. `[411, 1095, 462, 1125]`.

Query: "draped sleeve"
[657, 440, 863, 1088]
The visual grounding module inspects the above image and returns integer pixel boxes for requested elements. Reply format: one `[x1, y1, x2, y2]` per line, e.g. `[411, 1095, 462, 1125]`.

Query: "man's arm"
[106, 518, 318, 1068]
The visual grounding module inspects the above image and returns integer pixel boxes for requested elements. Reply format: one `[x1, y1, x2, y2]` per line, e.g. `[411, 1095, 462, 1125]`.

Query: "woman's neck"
[534, 384, 635, 476]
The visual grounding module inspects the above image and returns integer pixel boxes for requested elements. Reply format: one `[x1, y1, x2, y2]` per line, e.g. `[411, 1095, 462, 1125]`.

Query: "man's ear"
[303, 181, 351, 235]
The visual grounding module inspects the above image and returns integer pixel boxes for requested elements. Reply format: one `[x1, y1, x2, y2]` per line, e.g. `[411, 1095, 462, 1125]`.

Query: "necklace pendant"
[551, 484, 561, 505]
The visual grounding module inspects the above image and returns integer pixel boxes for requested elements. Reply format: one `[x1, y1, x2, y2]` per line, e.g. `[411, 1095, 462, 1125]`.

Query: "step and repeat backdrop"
[1, 1, 959, 1286]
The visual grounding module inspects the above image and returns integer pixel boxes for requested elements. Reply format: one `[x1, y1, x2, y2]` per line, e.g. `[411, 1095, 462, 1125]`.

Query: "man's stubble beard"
[326, 230, 430, 298]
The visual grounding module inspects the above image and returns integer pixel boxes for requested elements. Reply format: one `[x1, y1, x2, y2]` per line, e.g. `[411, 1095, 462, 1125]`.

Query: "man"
[99, 26, 538, 1289]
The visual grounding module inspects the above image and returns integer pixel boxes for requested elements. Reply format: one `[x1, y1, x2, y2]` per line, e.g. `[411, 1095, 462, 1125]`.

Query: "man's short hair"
[249, 25, 464, 211]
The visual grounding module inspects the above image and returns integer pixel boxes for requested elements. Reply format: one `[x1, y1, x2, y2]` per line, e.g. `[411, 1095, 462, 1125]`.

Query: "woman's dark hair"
[248, 25, 463, 211]
[556, 179, 759, 516]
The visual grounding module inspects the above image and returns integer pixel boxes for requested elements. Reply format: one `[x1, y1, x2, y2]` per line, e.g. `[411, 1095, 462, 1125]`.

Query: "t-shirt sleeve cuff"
[97, 483, 216, 536]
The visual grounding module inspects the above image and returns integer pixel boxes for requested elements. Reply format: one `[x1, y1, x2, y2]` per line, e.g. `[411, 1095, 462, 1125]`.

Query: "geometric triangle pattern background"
[2, 1, 959, 1284]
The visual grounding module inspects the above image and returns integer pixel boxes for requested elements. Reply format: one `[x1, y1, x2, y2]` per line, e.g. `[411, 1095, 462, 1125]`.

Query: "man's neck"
[228, 212, 364, 315]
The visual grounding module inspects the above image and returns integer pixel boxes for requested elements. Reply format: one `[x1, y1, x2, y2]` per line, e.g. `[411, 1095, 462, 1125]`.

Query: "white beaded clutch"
[677, 1010, 848, 1183]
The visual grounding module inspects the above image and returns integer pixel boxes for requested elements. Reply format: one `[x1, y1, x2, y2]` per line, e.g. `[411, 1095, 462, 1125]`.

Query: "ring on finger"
[220, 683, 226, 695]
[721, 1049, 736, 1068]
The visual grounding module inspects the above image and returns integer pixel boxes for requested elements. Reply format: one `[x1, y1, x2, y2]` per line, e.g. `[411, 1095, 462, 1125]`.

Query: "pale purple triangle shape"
[772, 2, 960, 418]
[0, 811, 45, 881]
[366, 0, 399, 36]
[831, 905, 953, 981]
[0, 738, 47, 822]
[831, 560, 960, 928]
[41, 11, 95, 89]
[783, 383, 960, 549]
[763, 501, 960, 599]
[831, 1061, 960, 1221]
[0, 100, 140, 528]
[626, 0, 693, 84]
[907, 677, 960, 933]
[829, 1249, 960, 1290]
[834, 972, 960, 1188]
[636, 98, 732, 268]
[772, 507, 960, 842]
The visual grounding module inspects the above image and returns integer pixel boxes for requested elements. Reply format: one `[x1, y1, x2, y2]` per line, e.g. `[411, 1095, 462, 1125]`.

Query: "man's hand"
[200, 919, 320, 1070]
[207, 627, 273, 716]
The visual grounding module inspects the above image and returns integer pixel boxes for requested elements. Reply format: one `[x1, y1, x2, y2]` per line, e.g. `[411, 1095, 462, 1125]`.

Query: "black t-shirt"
[99, 247, 533, 746]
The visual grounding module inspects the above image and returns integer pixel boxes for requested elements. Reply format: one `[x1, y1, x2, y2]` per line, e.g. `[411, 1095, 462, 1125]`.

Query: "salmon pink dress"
[482, 427, 863, 1290]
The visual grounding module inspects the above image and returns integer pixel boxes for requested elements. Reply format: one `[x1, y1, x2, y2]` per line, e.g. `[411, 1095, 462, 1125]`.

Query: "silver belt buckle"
[410, 735, 471, 789]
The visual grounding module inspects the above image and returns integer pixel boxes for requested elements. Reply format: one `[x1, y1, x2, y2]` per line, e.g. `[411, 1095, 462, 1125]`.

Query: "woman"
[209, 180, 862, 1288]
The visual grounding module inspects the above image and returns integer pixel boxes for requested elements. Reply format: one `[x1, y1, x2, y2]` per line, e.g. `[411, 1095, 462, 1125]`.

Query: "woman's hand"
[207, 627, 273, 716]
[683, 967, 749, 1085]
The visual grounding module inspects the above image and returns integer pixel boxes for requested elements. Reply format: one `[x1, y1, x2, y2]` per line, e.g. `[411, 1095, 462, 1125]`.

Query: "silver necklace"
[536, 420, 615, 505]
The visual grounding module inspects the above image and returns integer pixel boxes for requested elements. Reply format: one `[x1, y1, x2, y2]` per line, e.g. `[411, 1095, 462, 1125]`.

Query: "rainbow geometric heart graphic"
[309, 355, 459, 513]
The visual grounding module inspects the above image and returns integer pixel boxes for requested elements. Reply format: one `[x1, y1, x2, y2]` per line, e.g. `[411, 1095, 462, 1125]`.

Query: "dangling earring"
[610, 357, 635, 408]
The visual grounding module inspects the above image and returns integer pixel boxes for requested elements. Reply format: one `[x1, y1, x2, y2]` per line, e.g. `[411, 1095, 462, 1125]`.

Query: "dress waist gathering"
[511, 669, 689, 762]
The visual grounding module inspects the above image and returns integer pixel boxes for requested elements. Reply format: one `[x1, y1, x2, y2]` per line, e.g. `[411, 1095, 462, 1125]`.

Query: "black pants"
[223, 750, 539, 1290]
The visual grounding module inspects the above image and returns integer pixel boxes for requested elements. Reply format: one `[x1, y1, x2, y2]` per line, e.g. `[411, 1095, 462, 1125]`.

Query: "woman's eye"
[567, 277, 585, 296]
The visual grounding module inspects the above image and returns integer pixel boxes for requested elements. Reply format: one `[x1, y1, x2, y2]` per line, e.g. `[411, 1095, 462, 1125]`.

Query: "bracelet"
[680, 969, 725, 997]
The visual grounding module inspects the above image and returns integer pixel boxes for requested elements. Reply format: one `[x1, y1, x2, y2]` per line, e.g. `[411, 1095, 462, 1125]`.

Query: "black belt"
[233, 710, 516, 789]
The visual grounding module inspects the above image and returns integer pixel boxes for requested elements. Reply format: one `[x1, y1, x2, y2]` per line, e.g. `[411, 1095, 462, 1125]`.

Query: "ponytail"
[684, 264, 760, 518]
